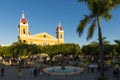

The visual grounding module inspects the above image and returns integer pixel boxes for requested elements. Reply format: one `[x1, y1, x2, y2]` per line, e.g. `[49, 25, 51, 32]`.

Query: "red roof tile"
[56, 26, 63, 31]
[21, 18, 28, 23]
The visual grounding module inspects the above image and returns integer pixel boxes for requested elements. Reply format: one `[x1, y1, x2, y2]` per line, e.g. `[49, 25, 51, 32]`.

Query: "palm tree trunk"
[97, 16, 104, 76]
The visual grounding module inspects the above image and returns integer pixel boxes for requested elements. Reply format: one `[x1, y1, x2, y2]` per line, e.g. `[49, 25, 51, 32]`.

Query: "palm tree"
[77, 0, 120, 76]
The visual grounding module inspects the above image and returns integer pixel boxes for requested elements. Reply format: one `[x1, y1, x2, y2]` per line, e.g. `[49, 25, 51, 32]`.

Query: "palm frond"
[87, 19, 96, 40]
[102, 12, 112, 21]
[90, 41, 98, 45]
[76, 15, 93, 37]
[104, 41, 110, 44]
[78, 0, 88, 2]
[114, 40, 120, 44]
[111, 0, 120, 7]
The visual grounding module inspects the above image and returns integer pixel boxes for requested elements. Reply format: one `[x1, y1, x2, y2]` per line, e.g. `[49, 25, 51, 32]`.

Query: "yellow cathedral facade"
[18, 12, 64, 46]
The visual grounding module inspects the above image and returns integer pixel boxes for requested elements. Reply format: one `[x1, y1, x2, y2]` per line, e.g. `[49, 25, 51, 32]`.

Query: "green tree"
[0, 46, 2, 56]
[114, 40, 120, 45]
[76, 0, 120, 76]
[10, 42, 40, 58]
[90, 37, 110, 46]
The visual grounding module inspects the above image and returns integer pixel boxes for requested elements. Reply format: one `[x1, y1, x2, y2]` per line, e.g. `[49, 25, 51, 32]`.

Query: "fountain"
[43, 66, 83, 76]
[43, 55, 83, 76]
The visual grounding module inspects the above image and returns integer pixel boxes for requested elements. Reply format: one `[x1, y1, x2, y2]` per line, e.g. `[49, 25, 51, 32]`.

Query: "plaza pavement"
[0, 62, 120, 80]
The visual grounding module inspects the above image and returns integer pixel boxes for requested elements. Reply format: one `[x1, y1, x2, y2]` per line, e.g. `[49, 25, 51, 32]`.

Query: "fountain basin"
[43, 66, 83, 76]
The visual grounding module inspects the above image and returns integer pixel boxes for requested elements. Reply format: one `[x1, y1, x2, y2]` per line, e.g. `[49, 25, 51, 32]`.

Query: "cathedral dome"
[20, 11, 28, 24]
[56, 26, 63, 31]
[56, 22, 63, 31]
[21, 18, 28, 24]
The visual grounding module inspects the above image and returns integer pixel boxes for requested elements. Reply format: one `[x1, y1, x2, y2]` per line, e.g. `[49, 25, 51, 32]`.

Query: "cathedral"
[18, 12, 64, 46]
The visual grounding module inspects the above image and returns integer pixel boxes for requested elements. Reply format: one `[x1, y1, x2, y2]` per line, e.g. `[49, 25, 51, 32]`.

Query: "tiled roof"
[21, 18, 28, 23]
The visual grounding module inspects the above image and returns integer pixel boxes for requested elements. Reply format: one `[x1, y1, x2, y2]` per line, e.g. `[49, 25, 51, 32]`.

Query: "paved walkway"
[0, 62, 120, 80]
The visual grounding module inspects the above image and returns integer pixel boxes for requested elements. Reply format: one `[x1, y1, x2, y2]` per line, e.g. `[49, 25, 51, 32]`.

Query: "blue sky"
[0, 0, 120, 47]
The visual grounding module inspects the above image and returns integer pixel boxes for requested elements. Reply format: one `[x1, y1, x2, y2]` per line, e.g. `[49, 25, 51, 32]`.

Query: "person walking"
[30, 67, 34, 75]
[1, 67, 5, 77]
[34, 67, 37, 77]
[89, 63, 94, 72]
[18, 67, 22, 78]
[39, 68, 43, 76]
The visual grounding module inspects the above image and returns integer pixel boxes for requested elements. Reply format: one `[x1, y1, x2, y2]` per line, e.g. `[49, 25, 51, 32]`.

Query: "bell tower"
[56, 22, 64, 44]
[18, 11, 29, 42]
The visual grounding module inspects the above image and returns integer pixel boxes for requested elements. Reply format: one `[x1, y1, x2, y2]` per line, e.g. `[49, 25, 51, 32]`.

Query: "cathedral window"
[23, 40, 26, 43]
[56, 34, 58, 38]
[43, 35, 46, 38]
[60, 34, 62, 38]
[23, 29, 26, 34]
